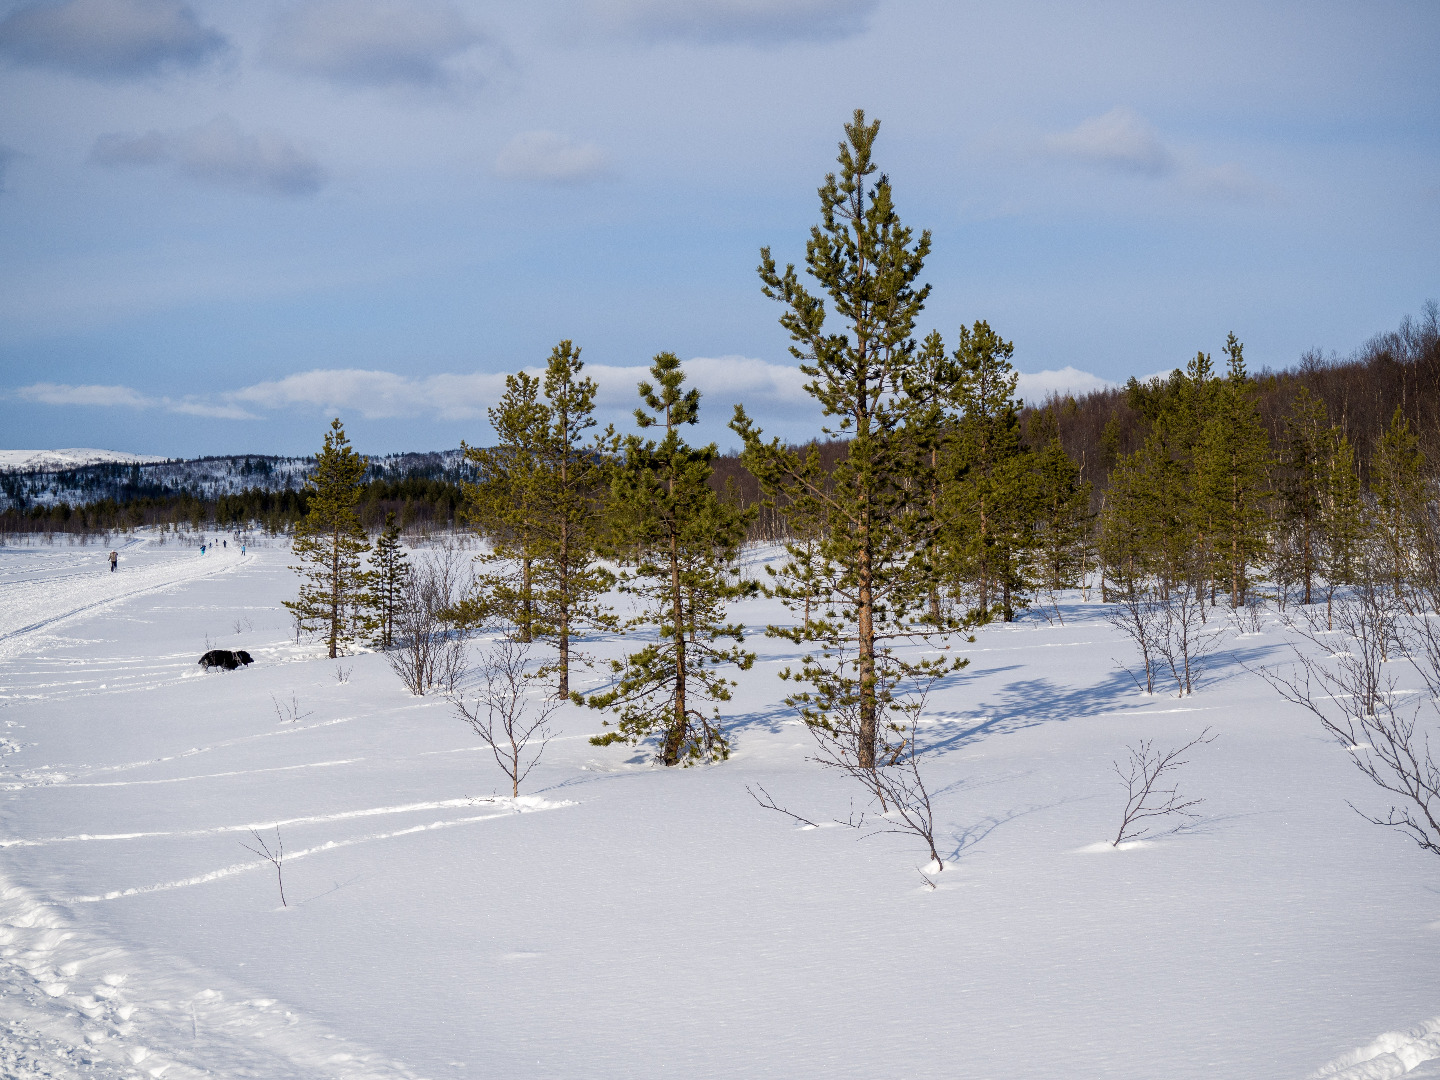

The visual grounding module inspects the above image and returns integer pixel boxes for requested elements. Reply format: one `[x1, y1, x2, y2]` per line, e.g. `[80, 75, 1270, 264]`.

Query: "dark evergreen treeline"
[1032, 301, 1440, 506]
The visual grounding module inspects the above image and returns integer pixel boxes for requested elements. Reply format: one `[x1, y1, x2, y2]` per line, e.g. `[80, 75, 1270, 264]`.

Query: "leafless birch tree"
[450, 637, 557, 798]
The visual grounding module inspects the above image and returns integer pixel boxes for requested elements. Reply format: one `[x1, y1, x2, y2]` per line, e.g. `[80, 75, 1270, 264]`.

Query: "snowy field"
[0, 534, 1437, 1079]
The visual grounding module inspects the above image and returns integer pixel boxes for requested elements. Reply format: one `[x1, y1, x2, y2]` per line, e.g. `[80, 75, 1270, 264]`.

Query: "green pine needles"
[459, 341, 617, 696]
[732, 109, 965, 771]
[586, 353, 757, 766]
[367, 511, 410, 649]
[285, 418, 373, 659]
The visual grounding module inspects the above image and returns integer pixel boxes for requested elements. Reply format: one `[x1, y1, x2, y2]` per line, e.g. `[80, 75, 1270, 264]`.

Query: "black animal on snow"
[199, 649, 254, 671]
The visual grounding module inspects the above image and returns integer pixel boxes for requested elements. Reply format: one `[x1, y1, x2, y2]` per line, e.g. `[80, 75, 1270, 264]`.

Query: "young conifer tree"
[1319, 428, 1366, 629]
[940, 320, 1033, 622]
[586, 353, 756, 766]
[904, 329, 964, 624]
[1197, 334, 1271, 607]
[285, 418, 372, 659]
[1278, 388, 1329, 605]
[1026, 407, 1092, 622]
[459, 371, 550, 641]
[367, 511, 409, 648]
[731, 110, 963, 771]
[530, 341, 617, 696]
[1372, 407, 1428, 603]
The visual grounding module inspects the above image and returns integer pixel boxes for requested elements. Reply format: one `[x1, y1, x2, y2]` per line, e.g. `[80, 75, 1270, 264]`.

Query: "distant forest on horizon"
[3, 301, 1437, 542]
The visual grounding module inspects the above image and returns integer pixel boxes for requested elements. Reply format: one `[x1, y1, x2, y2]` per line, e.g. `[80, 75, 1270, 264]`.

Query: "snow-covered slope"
[0, 450, 169, 472]
[0, 536, 1437, 1079]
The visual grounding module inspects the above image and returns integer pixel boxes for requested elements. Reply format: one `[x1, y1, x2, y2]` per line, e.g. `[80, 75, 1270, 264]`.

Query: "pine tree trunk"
[857, 521, 877, 771]
[520, 557, 533, 643]
[328, 528, 340, 659]
[663, 528, 686, 767]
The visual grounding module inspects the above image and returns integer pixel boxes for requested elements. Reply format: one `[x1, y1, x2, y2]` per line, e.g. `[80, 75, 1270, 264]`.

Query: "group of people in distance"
[106, 533, 247, 572]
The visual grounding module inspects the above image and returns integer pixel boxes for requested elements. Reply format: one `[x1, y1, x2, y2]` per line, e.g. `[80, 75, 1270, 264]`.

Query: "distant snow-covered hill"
[0, 449, 473, 511]
[0, 448, 170, 471]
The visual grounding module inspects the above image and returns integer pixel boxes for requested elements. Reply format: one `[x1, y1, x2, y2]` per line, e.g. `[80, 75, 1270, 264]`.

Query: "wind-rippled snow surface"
[0, 534, 1436, 1078]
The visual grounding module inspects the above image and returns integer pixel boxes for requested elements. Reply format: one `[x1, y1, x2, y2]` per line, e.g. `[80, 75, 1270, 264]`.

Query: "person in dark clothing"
[109, 550, 118, 572]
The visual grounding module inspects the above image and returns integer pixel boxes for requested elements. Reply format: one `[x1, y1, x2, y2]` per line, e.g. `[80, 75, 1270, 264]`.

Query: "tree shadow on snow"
[920, 669, 1142, 755]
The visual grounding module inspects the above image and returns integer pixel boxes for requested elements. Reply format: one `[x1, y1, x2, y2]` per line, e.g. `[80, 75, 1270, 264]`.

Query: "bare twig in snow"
[746, 783, 817, 828]
[1112, 728, 1217, 845]
[240, 827, 287, 906]
[271, 692, 312, 725]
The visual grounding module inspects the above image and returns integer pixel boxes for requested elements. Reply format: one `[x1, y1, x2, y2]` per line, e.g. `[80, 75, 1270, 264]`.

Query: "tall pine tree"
[940, 320, 1032, 622]
[1277, 387, 1329, 605]
[732, 110, 961, 771]
[586, 354, 756, 766]
[1371, 407, 1429, 605]
[459, 371, 550, 641]
[1319, 427, 1366, 628]
[285, 418, 372, 659]
[1198, 334, 1270, 607]
[530, 341, 617, 696]
[1026, 407, 1092, 622]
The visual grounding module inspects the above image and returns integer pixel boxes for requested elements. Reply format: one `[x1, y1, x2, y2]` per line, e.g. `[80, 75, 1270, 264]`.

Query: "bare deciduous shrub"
[1261, 583, 1440, 857]
[1155, 580, 1224, 696]
[1113, 580, 1222, 697]
[754, 673, 949, 875]
[450, 637, 557, 798]
[240, 827, 287, 907]
[1109, 582, 1165, 694]
[271, 692, 312, 725]
[387, 540, 474, 696]
[333, 663, 352, 684]
[1112, 728, 1216, 845]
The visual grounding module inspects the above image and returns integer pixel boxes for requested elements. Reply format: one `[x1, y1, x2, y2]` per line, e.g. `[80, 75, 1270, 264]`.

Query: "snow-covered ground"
[0, 534, 1437, 1079]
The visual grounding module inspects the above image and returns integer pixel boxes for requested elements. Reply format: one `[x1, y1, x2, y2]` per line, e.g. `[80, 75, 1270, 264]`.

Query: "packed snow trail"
[0, 540, 246, 660]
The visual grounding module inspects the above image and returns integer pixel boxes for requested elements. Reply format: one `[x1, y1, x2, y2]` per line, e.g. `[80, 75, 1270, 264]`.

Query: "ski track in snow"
[1, 795, 567, 849]
[1, 717, 360, 791]
[1310, 1016, 1440, 1079]
[64, 797, 574, 904]
[0, 543, 247, 662]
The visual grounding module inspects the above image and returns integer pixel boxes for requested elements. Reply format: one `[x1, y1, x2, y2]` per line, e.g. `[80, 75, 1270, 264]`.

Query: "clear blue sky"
[1, 0, 1437, 456]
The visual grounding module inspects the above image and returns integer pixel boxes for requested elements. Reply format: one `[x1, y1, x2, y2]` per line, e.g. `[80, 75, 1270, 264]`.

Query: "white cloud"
[92, 115, 326, 197]
[494, 131, 610, 185]
[231, 368, 507, 421]
[263, 0, 486, 89]
[1045, 107, 1173, 175]
[13, 381, 255, 419]
[1043, 107, 1269, 203]
[0, 0, 226, 79]
[14, 359, 1116, 431]
[18, 381, 152, 408]
[589, 0, 877, 45]
[227, 356, 812, 424]
[1013, 366, 1115, 405]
